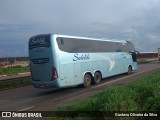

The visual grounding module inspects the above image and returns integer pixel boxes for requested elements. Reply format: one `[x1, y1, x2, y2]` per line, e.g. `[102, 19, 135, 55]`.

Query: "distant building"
[137, 52, 158, 59]
[158, 48, 160, 61]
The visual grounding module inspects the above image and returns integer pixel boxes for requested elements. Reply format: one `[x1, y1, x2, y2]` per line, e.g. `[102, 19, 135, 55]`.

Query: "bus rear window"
[29, 35, 50, 49]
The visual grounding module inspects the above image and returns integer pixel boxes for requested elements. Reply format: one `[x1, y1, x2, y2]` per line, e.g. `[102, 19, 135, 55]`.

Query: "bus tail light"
[52, 67, 58, 80]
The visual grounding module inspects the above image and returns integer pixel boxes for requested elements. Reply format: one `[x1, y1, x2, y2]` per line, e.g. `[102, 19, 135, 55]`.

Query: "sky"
[0, 0, 160, 57]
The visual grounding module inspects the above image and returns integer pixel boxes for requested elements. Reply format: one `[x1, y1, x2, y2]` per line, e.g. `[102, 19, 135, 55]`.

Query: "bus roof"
[55, 34, 128, 44]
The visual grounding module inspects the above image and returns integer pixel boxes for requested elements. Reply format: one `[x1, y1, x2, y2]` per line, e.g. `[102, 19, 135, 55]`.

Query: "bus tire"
[127, 66, 132, 75]
[93, 72, 101, 85]
[83, 74, 91, 88]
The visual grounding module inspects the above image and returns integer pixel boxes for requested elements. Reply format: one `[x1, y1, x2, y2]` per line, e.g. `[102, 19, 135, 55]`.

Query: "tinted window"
[56, 37, 135, 53]
[29, 35, 50, 49]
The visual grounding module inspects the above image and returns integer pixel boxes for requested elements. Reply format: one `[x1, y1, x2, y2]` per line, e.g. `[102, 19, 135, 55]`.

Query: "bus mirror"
[135, 51, 140, 55]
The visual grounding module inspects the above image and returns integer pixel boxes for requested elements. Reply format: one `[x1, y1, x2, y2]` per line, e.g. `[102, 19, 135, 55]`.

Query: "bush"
[0, 66, 29, 75]
[47, 70, 160, 120]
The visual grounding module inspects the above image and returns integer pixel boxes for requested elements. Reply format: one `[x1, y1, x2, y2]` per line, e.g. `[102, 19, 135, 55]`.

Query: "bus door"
[121, 53, 127, 73]
[59, 63, 75, 86]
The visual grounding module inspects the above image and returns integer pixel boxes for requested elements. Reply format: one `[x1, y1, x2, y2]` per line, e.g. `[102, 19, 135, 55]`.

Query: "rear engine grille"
[32, 58, 50, 64]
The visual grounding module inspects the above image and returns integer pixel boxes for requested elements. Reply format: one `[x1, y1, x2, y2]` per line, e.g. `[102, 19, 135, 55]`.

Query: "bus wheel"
[127, 66, 132, 75]
[93, 72, 101, 84]
[83, 74, 91, 88]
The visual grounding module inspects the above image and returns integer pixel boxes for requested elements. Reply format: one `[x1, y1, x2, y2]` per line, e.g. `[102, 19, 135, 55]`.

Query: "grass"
[0, 79, 32, 90]
[46, 70, 160, 120]
[0, 65, 31, 90]
[0, 65, 29, 75]
[137, 58, 159, 64]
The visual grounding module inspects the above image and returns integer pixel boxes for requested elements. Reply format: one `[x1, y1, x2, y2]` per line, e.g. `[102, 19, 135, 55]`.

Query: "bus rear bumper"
[32, 81, 59, 89]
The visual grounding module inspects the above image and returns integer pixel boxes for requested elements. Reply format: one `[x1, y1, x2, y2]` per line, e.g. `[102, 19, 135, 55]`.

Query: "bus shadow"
[35, 86, 85, 97]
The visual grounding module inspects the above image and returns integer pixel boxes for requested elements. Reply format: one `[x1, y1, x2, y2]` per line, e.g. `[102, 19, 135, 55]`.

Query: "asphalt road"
[0, 62, 160, 111]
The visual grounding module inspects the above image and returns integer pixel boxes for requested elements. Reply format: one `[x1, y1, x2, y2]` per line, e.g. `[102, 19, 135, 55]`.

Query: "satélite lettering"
[73, 53, 90, 61]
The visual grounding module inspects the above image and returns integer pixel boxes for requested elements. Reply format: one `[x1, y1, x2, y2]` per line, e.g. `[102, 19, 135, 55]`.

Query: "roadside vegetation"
[0, 79, 32, 90]
[137, 58, 159, 64]
[0, 65, 29, 75]
[47, 70, 160, 120]
[0, 65, 31, 90]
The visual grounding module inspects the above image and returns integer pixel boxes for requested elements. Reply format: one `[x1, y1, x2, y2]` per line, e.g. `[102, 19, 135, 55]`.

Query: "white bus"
[28, 34, 137, 88]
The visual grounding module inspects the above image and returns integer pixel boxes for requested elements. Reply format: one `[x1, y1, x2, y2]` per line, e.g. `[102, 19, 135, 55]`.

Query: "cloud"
[0, 0, 160, 56]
